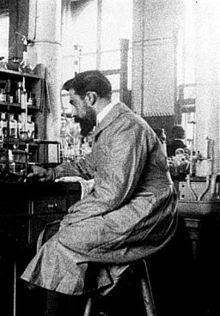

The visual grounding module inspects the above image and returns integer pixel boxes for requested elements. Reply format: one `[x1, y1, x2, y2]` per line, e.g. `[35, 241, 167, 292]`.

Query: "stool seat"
[82, 260, 157, 316]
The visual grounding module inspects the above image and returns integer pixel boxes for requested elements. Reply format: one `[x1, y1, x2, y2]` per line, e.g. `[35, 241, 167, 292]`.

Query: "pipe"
[198, 175, 211, 201]
[186, 174, 198, 201]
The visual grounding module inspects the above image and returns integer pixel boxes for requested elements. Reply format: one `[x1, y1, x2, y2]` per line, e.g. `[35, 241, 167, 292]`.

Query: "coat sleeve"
[66, 116, 150, 217]
[53, 153, 95, 180]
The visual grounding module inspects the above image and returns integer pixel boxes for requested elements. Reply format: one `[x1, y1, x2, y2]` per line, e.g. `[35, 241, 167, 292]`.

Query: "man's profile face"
[69, 89, 96, 136]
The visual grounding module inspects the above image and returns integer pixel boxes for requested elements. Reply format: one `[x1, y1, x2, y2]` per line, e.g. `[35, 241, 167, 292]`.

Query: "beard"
[74, 106, 97, 137]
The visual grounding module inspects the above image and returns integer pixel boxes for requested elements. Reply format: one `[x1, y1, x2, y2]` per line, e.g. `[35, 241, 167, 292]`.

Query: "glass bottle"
[27, 92, 33, 106]
[5, 79, 11, 103]
[0, 112, 7, 139]
[0, 88, 6, 102]
[27, 115, 35, 139]
[20, 86, 27, 110]
[16, 81, 22, 104]
[17, 114, 23, 139]
[9, 114, 18, 138]
[0, 113, 3, 142]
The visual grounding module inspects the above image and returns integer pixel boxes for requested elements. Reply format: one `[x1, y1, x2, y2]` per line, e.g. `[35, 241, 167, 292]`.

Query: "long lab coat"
[21, 103, 177, 295]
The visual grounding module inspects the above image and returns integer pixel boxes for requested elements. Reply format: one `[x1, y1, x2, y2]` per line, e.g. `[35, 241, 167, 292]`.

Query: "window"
[60, 0, 133, 159]
[177, 1, 220, 152]
[0, 12, 9, 60]
[61, 0, 133, 101]
[176, 2, 196, 150]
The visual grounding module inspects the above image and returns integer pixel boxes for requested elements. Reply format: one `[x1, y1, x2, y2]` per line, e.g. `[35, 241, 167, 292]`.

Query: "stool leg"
[83, 297, 93, 316]
[13, 261, 17, 316]
[141, 261, 157, 316]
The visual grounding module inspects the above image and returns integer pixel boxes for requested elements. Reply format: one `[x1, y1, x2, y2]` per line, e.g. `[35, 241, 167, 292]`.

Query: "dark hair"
[63, 70, 112, 100]
[172, 125, 185, 139]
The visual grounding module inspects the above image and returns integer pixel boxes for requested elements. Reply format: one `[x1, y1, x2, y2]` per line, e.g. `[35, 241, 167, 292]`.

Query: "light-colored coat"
[21, 103, 177, 295]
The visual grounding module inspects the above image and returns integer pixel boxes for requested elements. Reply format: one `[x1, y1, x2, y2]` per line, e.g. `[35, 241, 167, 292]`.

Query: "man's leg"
[44, 290, 87, 316]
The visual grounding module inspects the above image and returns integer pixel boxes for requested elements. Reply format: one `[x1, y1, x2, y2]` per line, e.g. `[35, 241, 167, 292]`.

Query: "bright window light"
[101, 0, 133, 51]
[0, 12, 9, 60]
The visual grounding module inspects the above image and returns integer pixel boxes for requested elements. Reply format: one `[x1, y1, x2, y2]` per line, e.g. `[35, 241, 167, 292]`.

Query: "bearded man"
[21, 70, 177, 315]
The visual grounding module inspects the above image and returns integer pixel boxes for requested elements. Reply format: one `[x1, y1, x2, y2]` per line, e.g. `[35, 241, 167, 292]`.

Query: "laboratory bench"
[0, 181, 81, 316]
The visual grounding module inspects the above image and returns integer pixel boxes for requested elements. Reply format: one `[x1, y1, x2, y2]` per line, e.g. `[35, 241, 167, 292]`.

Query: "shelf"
[0, 69, 43, 80]
[0, 64, 46, 167]
[1, 138, 39, 146]
[0, 101, 20, 107]
[0, 160, 27, 164]
[0, 101, 39, 111]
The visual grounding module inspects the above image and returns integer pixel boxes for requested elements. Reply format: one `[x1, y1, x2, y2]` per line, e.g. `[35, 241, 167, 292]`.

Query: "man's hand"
[27, 165, 54, 182]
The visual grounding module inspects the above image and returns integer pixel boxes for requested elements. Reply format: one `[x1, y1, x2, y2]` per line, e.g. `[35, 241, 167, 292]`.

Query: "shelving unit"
[0, 65, 51, 177]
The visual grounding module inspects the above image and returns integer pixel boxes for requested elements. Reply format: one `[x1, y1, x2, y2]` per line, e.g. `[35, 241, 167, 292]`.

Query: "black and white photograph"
[0, 1, 220, 315]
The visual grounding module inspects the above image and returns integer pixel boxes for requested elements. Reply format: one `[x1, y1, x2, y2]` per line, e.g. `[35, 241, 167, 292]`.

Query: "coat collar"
[93, 102, 130, 138]
[97, 101, 116, 125]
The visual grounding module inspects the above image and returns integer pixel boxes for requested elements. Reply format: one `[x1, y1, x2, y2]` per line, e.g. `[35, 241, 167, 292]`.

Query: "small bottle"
[17, 114, 23, 138]
[0, 113, 3, 142]
[0, 88, 6, 102]
[0, 112, 7, 139]
[27, 92, 33, 106]
[27, 115, 35, 139]
[8, 149, 16, 173]
[16, 82, 22, 104]
[21, 112, 27, 133]
[20, 87, 27, 110]
[9, 114, 18, 138]
[10, 161, 16, 173]
[5, 79, 11, 103]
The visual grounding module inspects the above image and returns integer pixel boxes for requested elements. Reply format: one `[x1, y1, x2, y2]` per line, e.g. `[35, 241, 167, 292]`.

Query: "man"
[21, 70, 177, 314]
[167, 124, 187, 157]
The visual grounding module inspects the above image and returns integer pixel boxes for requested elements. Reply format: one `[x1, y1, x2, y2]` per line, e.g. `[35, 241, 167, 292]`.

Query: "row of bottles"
[0, 112, 35, 141]
[0, 79, 34, 106]
[0, 63, 45, 176]
[16, 81, 34, 107]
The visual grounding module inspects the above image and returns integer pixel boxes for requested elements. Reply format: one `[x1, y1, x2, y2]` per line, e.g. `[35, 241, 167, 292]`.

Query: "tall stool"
[36, 222, 157, 315]
[82, 259, 157, 316]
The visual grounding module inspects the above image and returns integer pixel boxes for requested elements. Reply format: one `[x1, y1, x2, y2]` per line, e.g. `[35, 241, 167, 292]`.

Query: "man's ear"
[86, 92, 97, 106]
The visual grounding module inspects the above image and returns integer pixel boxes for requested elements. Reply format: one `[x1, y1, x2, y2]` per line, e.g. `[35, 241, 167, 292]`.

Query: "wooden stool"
[82, 259, 157, 316]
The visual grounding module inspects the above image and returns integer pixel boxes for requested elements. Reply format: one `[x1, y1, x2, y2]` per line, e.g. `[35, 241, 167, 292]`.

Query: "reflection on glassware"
[60, 116, 83, 161]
